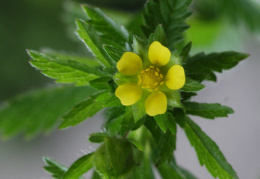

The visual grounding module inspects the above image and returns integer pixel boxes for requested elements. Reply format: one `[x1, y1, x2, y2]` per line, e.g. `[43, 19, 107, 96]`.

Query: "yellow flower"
[115, 41, 185, 116]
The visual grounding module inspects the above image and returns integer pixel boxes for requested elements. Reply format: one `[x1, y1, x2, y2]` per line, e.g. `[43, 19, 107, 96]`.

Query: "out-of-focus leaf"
[185, 117, 238, 179]
[29, 50, 103, 86]
[43, 157, 67, 179]
[89, 133, 109, 143]
[63, 153, 94, 179]
[184, 102, 234, 119]
[0, 86, 96, 139]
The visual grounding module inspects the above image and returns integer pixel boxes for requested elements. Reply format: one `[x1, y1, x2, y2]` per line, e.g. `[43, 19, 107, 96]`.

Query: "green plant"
[1, 0, 254, 178]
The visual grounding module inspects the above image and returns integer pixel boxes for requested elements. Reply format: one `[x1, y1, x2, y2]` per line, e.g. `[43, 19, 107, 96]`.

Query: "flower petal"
[117, 52, 142, 76]
[148, 41, 171, 67]
[115, 83, 143, 106]
[145, 91, 167, 116]
[165, 65, 185, 90]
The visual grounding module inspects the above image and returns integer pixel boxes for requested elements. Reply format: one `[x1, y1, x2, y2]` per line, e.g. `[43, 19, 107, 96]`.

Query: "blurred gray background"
[1, 0, 260, 178]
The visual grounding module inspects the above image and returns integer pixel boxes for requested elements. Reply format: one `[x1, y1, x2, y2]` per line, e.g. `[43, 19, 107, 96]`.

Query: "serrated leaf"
[82, 4, 129, 50]
[181, 77, 204, 92]
[142, 0, 192, 50]
[184, 102, 234, 119]
[103, 45, 125, 63]
[89, 133, 109, 143]
[29, 50, 102, 86]
[43, 157, 67, 179]
[185, 51, 249, 82]
[0, 86, 96, 139]
[154, 113, 168, 133]
[59, 92, 107, 129]
[185, 117, 238, 179]
[63, 153, 94, 179]
[76, 19, 113, 68]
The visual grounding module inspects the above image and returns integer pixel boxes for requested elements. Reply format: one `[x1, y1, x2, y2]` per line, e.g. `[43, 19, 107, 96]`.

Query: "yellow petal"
[117, 52, 142, 76]
[115, 83, 143, 106]
[145, 91, 167, 116]
[165, 65, 185, 90]
[148, 41, 171, 67]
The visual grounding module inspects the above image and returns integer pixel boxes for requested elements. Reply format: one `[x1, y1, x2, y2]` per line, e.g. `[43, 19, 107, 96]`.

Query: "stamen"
[138, 66, 164, 91]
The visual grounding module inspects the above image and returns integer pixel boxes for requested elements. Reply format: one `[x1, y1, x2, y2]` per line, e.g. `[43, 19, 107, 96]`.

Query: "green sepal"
[185, 117, 238, 179]
[93, 138, 135, 178]
[154, 113, 169, 133]
[181, 77, 205, 92]
[89, 133, 110, 143]
[184, 102, 234, 119]
[63, 153, 94, 179]
[132, 92, 149, 122]
[165, 90, 182, 108]
[180, 42, 192, 63]
[113, 72, 138, 85]
[148, 24, 167, 46]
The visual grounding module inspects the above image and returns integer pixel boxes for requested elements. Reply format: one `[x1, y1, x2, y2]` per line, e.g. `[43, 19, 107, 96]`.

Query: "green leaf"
[142, 0, 192, 50]
[181, 77, 205, 92]
[93, 138, 135, 178]
[184, 102, 234, 119]
[0, 86, 96, 139]
[81, 4, 129, 50]
[103, 45, 125, 63]
[59, 92, 107, 129]
[185, 51, 249, 82]
[89, 77, 112, 90]
[145, 117, 176, 166]
[158, 158, 198, 179]
[185, 117, 238, 179]
[89, 133, 110, 143]
[29, 50, 102, 86]
[76, 19, 112, 68]
[154, 113, 168, 133]
[63, 153, 94, 179]
[43, 157, 67, 179]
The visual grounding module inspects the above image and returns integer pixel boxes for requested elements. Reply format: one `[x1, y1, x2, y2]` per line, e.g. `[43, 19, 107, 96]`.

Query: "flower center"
[138, 66, 164, 91]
